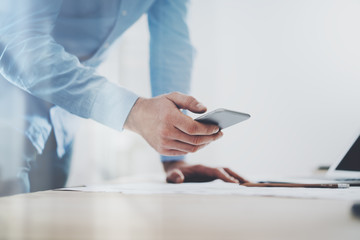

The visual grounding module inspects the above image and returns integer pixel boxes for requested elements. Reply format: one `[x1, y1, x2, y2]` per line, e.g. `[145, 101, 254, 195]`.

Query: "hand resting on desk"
[163, 160, 249, 184]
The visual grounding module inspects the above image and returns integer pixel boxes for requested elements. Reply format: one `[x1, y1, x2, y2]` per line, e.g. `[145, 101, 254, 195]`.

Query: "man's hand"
[163, 160, 249, 184]
[124, 92, 223, 156]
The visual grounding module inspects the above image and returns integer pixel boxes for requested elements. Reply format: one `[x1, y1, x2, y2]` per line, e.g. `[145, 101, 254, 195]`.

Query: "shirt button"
[122, 10, 127, 16]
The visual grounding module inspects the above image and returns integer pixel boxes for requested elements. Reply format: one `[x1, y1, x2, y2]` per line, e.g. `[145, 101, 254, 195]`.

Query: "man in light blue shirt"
[0, 0, 247, 196]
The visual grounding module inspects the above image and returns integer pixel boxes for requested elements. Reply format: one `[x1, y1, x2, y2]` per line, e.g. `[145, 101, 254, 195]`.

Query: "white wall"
[187, 0, 360, 178]
[67, 0, 360, 186]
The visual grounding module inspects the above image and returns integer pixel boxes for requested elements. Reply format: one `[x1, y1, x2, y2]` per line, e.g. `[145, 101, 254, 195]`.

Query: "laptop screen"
[335, 134, 360, 171]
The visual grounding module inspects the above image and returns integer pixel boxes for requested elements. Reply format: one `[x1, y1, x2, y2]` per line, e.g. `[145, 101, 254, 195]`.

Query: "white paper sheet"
[57, 180, 360, 201]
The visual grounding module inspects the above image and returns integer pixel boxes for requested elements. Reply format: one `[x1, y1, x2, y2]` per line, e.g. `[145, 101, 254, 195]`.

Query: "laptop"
[326, 133, 360, 180]
[259, 133, 360, 186]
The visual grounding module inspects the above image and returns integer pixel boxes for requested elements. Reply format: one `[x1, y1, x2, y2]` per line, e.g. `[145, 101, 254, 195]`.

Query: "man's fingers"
[124, 94, 218, 157]
[158, 122, 221, 155]
[162, 139, 208, 153]
[165, 92, 220, 136]
[166, 169, 185, 184]
[174, 115, 219, 136]
[213, 168, 239, 183]
[164, 164, 248, 184]
[223, 168, 249, 184]
[224, 168, 249, 184]
[170, 128, 223, 146]
[161, 129, 223, 153]
[166, 92, 207, 113]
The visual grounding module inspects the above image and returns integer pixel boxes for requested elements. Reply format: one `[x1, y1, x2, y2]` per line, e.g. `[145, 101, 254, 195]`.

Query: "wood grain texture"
[0, 190, 359, 240]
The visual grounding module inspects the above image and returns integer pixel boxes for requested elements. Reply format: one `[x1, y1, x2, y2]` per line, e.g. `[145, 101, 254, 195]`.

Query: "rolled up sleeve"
[0, 0, 138, 131]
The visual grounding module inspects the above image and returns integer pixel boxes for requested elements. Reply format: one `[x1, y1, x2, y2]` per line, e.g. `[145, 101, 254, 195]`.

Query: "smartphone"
[195, 108, 250, 130]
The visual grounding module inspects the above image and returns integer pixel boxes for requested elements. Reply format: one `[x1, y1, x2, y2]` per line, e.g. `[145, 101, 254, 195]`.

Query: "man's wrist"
[123, 97, 146, 133]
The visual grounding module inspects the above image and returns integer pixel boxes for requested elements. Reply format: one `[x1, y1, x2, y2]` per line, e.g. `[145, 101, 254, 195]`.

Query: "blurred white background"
[67, 0, 360, 186]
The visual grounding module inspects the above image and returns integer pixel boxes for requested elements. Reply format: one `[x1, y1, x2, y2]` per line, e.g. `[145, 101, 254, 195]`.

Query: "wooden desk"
[0, 190, 359, 240]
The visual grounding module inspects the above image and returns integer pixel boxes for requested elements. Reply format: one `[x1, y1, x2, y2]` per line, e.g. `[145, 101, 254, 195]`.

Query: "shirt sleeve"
[0, 0, 138, 132]
[148, 0, 195, 162]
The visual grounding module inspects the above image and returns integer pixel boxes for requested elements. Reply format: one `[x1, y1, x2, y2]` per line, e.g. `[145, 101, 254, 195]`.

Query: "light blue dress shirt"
[0, 0, 194, 161]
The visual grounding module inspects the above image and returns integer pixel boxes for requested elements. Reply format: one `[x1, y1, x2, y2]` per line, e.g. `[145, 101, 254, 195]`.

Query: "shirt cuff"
[161, 155, 186, 162]
[90, 81, 139, 131]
